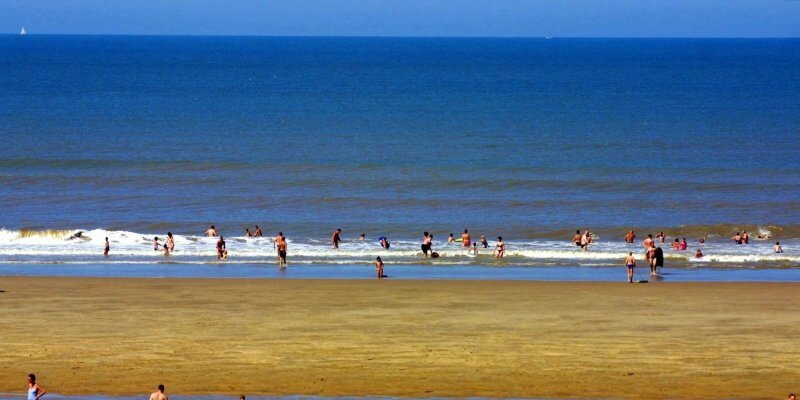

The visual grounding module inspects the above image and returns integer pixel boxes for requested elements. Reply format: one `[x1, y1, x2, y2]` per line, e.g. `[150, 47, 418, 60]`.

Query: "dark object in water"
[430, 252, 440, 258]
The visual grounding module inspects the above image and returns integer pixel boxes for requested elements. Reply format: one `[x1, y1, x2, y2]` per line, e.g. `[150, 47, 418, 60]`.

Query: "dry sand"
[0, 277, 798, 399]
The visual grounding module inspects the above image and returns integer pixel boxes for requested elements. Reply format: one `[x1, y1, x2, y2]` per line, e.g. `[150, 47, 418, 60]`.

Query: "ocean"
[1, 35, 799, 272]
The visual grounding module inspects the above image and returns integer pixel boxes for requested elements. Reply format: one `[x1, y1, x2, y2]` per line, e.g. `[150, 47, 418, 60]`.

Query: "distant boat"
[544, 36, 552, 40]
[20, 27, 27, 35]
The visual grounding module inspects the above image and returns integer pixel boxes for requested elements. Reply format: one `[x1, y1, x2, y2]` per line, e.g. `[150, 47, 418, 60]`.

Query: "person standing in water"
[656, 232, 666, 244]
[153, 237, 160, 251]
[580, 231, 591, 251]
[253, 226, 263, 237]
[624, 230, 636, 244]
[27, 374, 46, 400]
[205, 225, 217, 237]
[332, 229, 342, 249]
[166, 232, 175, 251]
[469, 242, 479, 256]
[103, 237, 110, 257]
[774, 242, 783, 253]
[625, 252, 636, 283]
[244, 228, 252, 237]
[731, 232, 743, 244]
[652, 246, 664, 275]
[572, 230, 582, 247]
[480, 235, 488, 248]
[276, 235, 287, 268]
[421, 232, 432, 257]
[495, 236, 505, 258]
[461, 229, 471, 249]
[742, 230, 750, 244]
[273, 231, 284, 259]
[643, 234, 654, 250]
[149, 384, 168, 400]
[216, 236, 227, 260]
[374, 256, 384, 279]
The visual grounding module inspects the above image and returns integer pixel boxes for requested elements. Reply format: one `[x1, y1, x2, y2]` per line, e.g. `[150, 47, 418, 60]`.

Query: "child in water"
[374, 256, 384, 279]
[695, 249, 704, 258]
[468, 242, 478, 256]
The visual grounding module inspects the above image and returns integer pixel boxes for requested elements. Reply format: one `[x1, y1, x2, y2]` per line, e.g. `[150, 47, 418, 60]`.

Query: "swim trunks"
[421, 244, 431, 254]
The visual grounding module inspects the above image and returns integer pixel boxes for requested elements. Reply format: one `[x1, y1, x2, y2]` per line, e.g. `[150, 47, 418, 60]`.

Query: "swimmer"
[679, 238, 687, 250]
[495, 236, 505, 258]
[774, 242, 783, 253]
[643, 234, 654, 249]
[359, 233, 366, 240]
[379, 236, 390, 249]
[205, 225, 217, 237]
[163, 242, 170, 256]
[153, 237, 160, 251]
[624, 230, 636, 243]
[103, 237, 110, 257]
[244, 228, 252, 237]
[672, 238, 680, 251]
[731, 232, 743, 244]
[216, 236, 227, 260]
[580, 230, 590, 251]
[332, 228, 342, 249]
[742, 230, 750, 244]
[572, 230, 582, 247]
[468, 242, 478, 256]
[166, 232, 175, 251]
[695, 249, 704, 258]
[27, 373, 46, 400]
[656, 231, 665, 243]
[699, 235, 706, 244]
[421, 232, 432, 257]
[253, 226, 263, 237]
[625, 252, 636, 283]
[448, 233, 456, 243]
[480, 235, 488, 248]
[149, 384, 168, 400]
[68, 231, 84, 240]
[277, 236, 287, 268]
[374, 256, 384, 279]
[461, 229, 471, 248]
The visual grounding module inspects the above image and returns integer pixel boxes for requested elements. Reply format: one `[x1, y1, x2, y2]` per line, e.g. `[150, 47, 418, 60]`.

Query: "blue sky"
[2, 0, 799, 37]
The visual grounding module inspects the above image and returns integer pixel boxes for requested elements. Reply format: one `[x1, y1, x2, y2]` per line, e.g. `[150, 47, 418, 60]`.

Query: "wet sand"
[0, 277, 798, 399]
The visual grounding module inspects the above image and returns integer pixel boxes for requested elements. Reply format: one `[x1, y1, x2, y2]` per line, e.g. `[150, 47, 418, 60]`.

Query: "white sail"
[20, 27, 27, 35]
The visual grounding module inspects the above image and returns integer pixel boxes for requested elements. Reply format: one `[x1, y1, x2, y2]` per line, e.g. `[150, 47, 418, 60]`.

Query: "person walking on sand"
[625, 252, 636, 283]
[277, 235, 287, 268]
[332, 228, 342, 249]
[421, 231, 432, 257]
[253, 226, 262, 237]
[495, 236, 506, 258]
[166, 232, 175, 251]
[625, 230, 636, 243]
[149, 384, 168, 400]
[216, 236, 227, 260]
[205, 225, 217, 237]
[27, 373, 46, 400]
[461, 229, 471, 249]
[103, 237, 110, 257]
[374, 256, 384, 279]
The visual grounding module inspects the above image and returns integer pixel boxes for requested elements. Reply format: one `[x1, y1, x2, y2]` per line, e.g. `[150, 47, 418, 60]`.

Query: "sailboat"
[20, 27, 27, 35]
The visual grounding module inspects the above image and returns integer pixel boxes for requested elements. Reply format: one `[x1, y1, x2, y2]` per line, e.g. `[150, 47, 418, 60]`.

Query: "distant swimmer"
[379, 236, 390, 249]
[205, 225, 217, 237]
[27, 373, 46, 400]
[163, 242, 170, 256]
[652, 246, 664, 275]
[166, 232, 175, 251]
[495, 236, 505, 258]
[695, 249, 704, 258]
[699, 235, 706, 244]
[448, 233, 456, 243]
[580, 230, 591, 251]
[277, 236, 287, 268]
[216, 236, 227, 260]
[68, 231, 85, 240]
[672, 238, 681, 251]
[468, 242, 478, 256]
[461, 229, 471, 248]
[480, 235, 488, 248]
[332, 228, 342, 249]
[774, 242, 783, 253]
[731, 232, 743, 244]
[359, 233, 366, 240]
[149, 384, 168, 400]
[625, 252, 636, 283]
[421, 232, 432, 257]
[679, 238, 687, 250]
[742, 230, 750, 244]
[244, 228, 252, 237]
[253, 226, 263, 237]
[572, 230, 582, 247]
[103, 237, 110, 257]
[153, 237, 160, 251]
[374, 256, 384, 279]
[656, 231, 666, 244]
[625, 230, 636, 243]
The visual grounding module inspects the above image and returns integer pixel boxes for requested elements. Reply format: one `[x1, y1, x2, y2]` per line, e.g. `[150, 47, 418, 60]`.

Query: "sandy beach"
[1, 277, 798, 399]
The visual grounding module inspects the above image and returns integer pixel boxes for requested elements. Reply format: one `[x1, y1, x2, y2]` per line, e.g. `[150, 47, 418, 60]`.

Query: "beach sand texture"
[1, 277, 798, 399]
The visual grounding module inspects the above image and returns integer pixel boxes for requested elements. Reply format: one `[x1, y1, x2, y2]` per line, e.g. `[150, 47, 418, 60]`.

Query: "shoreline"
[2, 277, 799, 399]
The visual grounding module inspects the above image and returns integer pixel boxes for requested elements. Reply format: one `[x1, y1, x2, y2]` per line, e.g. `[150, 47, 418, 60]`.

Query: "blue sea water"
[1, 36, 799, 271]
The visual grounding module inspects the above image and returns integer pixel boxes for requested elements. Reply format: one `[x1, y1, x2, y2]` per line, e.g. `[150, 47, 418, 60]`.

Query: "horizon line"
[4, 33, 800, 40]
